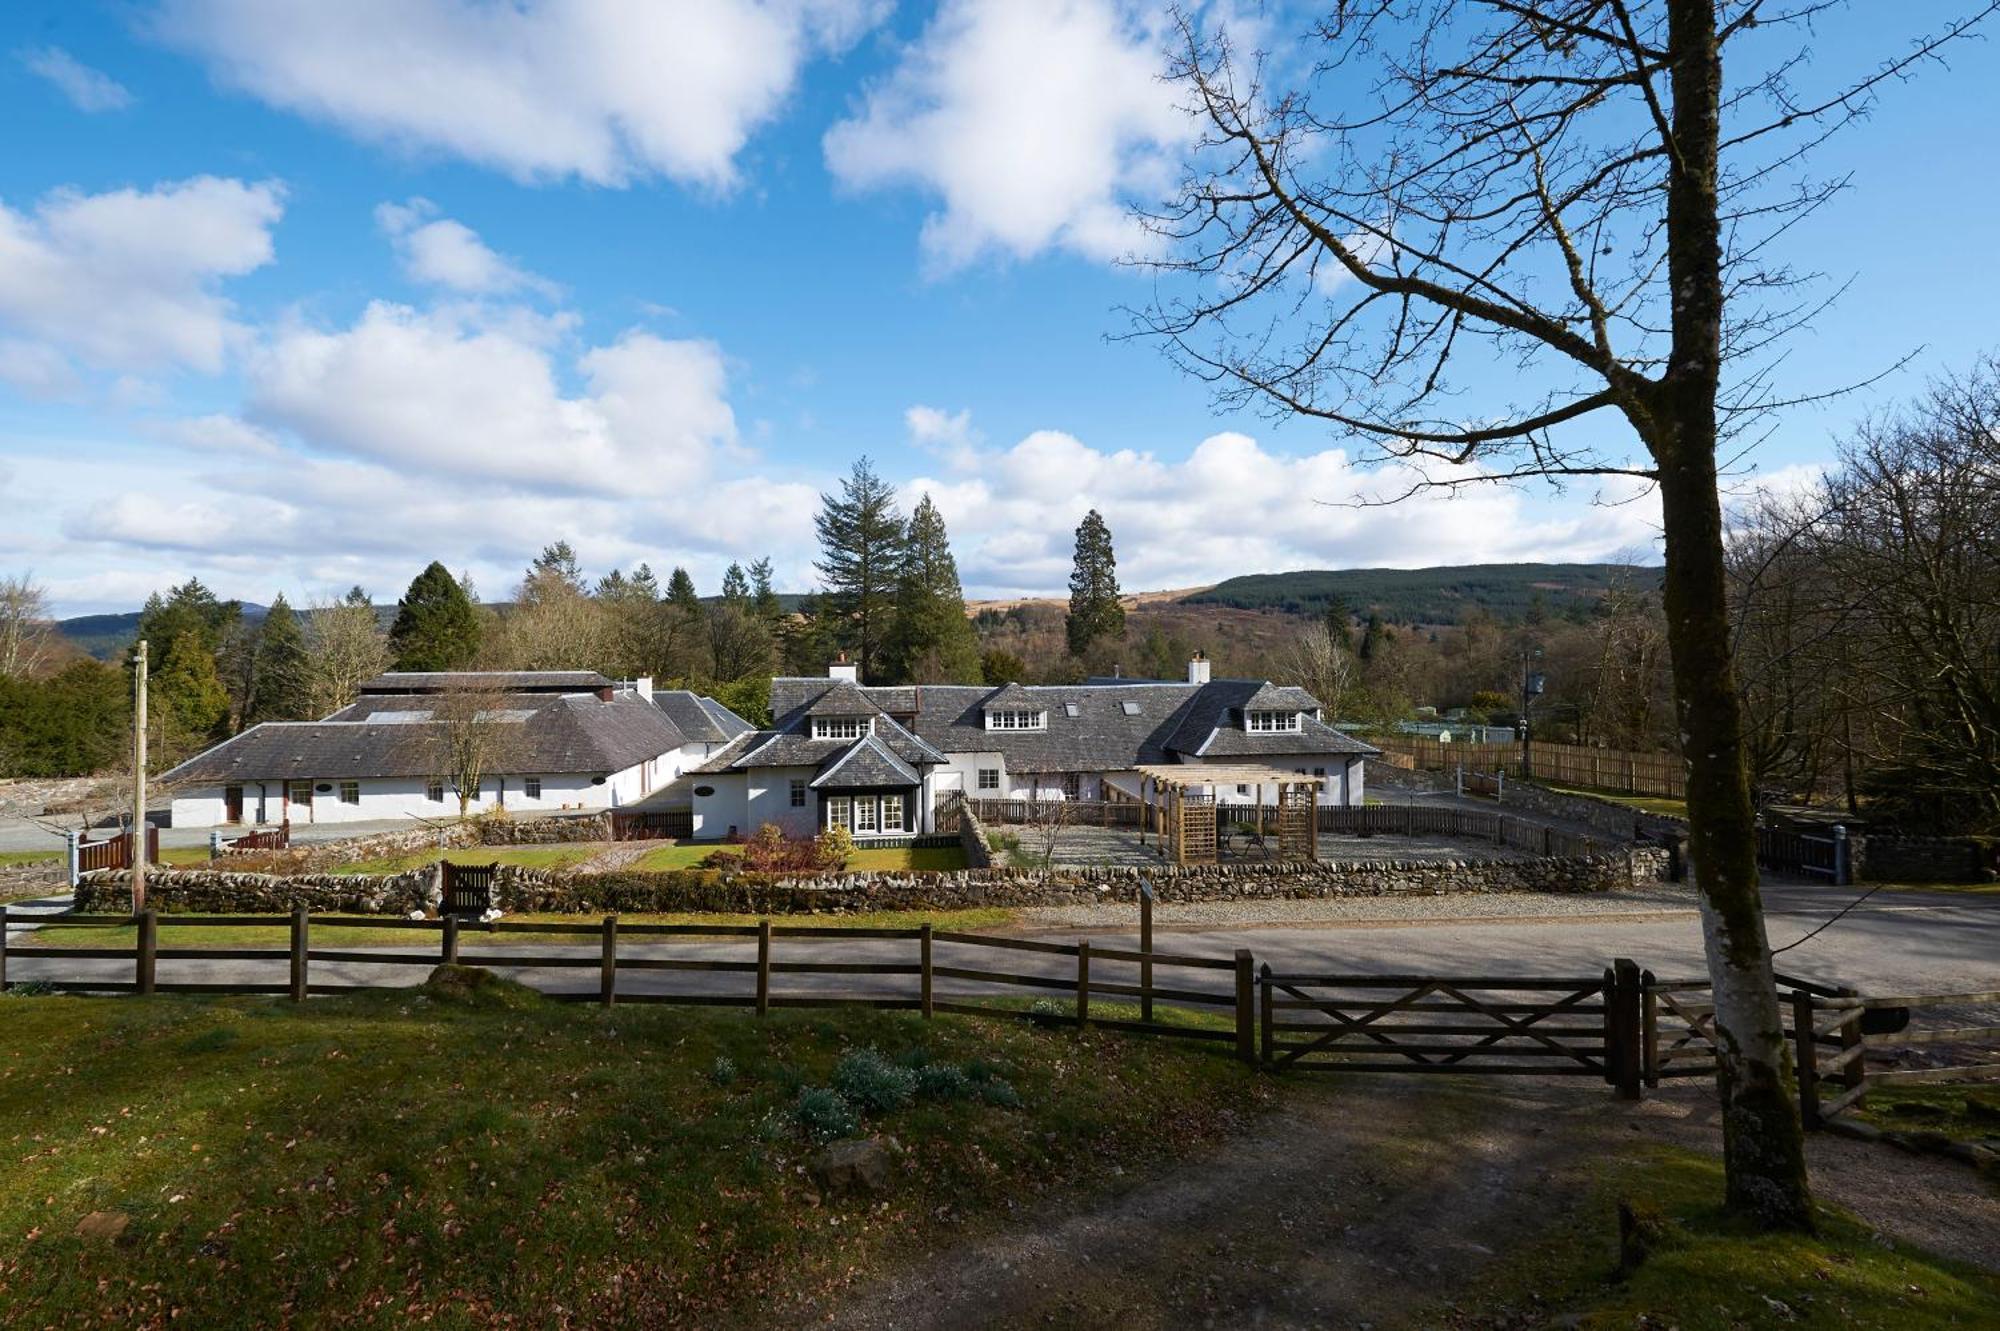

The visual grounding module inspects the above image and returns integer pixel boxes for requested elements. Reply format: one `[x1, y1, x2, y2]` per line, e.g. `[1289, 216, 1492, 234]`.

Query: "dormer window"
[984, 708, 1047, 732]
[1246, 710, 1302, 733]
[813, 716, 872, 740]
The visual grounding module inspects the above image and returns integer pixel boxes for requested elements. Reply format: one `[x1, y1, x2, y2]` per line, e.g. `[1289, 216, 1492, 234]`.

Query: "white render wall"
[169, 753, 680, 829]
[1187, 754, 1364, 807]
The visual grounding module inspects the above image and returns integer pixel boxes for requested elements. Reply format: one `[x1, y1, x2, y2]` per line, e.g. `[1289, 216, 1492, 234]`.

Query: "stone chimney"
[1187, 652, 1211, 685]
[633, 675, 654, 701]
[828, 653, 860, 684]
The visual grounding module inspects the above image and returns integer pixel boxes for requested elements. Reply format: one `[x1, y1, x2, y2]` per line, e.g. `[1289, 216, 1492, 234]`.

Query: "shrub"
[976, 1078, 1022, 1109]
[709, 1056, 738, 1087]
[913, 1061, 974, 1102]
[831, 1047, 917, 1114]
[814, 825, 854, 871]
[1028, 998, 1073, 1020]
[714, 823, 848, 874]
[792, 1086, 861, 1142]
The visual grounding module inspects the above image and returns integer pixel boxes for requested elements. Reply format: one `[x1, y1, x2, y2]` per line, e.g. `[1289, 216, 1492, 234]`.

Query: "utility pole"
[1518, 647, 1544, 780]
[132, 639, 148, 914]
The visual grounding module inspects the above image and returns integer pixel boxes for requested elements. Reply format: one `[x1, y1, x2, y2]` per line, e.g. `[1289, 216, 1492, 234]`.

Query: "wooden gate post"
[1138, 881, 1154, 1023]
[919, 923, 933, 1019]
[1640, 968, 1660, 1089]
[599, 915, 618, 1008]
[136, 909, 158, 996]
[1610, 959, 1643, 1100]
[1259, 963, 1274, 1067]
[0, 905, 8, 992]
[442, 914, 460, 965]
[1076, 941, 1091, 1028]
[1234, 949, 1256, 1064]
[1792, 987, 1821, 1129]
[755, 920, 771, 1017]
[289, 907, 308, 1002]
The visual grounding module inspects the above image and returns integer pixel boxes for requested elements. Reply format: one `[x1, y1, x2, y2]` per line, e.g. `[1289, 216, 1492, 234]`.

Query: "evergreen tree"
[885, 494, 981, 682]
[153, 632, 231, 760]
[629, 563, 661, 600]
[249, 594, 309, 722]
[522, 541, 585, 604]
[980, 648, 1028, 685]
[814, 458, 906, 681]
[1065, 509, 1124, 658]
[595, 568, 631, 600]
[133, 578, 240, 672]
[389, 562, 483, 671]
[749, 557, 782, 623]
[1359, 611, 1386, 663]
[667, 567, 702, 617]
[1324, 594, 1355, 656]
[662, 567, 712, 680]
[720, 562, 750, 606]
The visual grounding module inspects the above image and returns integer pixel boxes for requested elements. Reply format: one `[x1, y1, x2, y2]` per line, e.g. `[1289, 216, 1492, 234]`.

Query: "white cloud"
[157, 413, 286, 457]
[375, 199, 555, 297]
[0, 338, 81, 399]
[901, 422, 1663, 596]
[19, 47, 135, 112]
[155, 0, 885, 188]
[904, 403, 981, 467]
[0, 175, 283, 373]
[825, 0, 1189, 270]
[245, 302, 738, 493]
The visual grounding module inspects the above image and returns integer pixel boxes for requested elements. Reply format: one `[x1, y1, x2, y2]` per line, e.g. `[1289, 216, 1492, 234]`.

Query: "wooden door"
[223, 785, 244, 824]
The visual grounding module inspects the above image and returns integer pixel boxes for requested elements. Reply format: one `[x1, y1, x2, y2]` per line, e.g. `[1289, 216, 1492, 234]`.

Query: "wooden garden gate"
[441, 861, 497, 916]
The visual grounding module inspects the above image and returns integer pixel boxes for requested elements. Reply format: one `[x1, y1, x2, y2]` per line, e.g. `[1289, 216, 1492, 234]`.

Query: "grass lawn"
[1852, 1084, 2000, 1143]
[321, 845, 601, 876]
[23, 906, 1019, 950]
[0, 850, 59, 867]
[1866, 879, 2000, 897]
[0, 989, 1266, 1328]
[1542, 784, 1690, 819]
[1451, 1144, 2000, 1328]
[630, 842, 967, 873]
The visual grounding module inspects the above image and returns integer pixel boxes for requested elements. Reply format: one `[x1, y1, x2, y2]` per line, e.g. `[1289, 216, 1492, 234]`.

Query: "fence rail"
[1372, 737, 1686, 799]
[75, 826, 159, 874]
[1755, 824, 1849, 883]
[610, 809, 693, 841]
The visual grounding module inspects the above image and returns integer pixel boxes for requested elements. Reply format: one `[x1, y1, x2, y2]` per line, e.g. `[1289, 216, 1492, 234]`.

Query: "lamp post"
[1518, 648, 1544, 779]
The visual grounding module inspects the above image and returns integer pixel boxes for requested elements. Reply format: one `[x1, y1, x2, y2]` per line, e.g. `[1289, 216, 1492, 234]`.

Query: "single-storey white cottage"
[688, 656, 1378, 842]
[165, 671, 749, 828]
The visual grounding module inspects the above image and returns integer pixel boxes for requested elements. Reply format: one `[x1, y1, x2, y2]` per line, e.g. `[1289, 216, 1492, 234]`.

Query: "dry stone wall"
[76, 866, 439, 914]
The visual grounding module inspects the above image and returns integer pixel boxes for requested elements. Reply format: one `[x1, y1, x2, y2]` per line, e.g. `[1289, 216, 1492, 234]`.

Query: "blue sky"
[2, 1, 1996, 617]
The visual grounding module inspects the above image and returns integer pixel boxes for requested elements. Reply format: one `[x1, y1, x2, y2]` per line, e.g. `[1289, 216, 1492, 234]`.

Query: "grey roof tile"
[810, 736, 921, 789]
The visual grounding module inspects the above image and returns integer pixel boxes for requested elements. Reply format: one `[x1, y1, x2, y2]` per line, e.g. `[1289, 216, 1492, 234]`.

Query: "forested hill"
[1184, 563, 1662, 625]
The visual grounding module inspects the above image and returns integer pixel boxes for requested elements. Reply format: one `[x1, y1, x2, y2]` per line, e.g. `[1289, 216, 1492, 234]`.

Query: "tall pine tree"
[1065, 509, 1124, 658]
[813, 458, 905, 681]
[389, 562, 482, 671]
[885, 494, 981, 683]
[249, 594, 309, 722]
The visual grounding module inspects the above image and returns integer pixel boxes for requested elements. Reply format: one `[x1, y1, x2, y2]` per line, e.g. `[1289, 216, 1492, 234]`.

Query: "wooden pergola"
[1132, 765, 1325, 866]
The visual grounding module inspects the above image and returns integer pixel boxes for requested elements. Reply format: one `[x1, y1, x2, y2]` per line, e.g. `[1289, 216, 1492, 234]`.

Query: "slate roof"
[810, 736, 921, 789]
[801, 680, 885, 717]
[358, 670, 612, 695]
[167, 689, 688, 784]
[649, 689, 753, 745]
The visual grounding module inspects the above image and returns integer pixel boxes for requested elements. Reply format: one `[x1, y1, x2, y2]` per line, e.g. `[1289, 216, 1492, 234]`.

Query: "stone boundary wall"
[217, 811, 615, 873]
[1855, 835, 1996, 884]
[1498, 781, 1686, 843]
[76, 866, 440, 914]
[958, 802, 996, 869]
[1364, 760, 1454, 794]
[82, 845, 1674, 916]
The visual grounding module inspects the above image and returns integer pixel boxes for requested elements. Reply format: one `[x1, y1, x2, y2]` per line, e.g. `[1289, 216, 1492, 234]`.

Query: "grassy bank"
[1450, 1145, 2000, 1328]
[322, 845, 600, 875]
[631, 842, 967, 873]
[1853, 1084, 2000, 1143]
[0, 990, 1265, 1328]
[1541, 784, 1689, 819]
[22, 906, 1018, 950]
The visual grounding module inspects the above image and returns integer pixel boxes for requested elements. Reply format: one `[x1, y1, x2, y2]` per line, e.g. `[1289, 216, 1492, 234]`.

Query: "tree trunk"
[1650, 0, 1812, 1230]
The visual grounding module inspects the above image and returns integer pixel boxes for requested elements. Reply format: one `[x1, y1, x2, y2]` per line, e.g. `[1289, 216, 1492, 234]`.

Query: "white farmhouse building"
[688, 656, 1377, 842]
[164, 671, 749, 828]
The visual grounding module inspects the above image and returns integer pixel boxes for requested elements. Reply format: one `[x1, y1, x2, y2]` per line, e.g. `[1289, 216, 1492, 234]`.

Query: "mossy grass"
[0, 991, 1268, 1327]
[1541, 784, 1690, 819]
[630, 842, 966, 873]
[1852, 1083, 2000, 1143]
[1446, 1144, 2000, 1328]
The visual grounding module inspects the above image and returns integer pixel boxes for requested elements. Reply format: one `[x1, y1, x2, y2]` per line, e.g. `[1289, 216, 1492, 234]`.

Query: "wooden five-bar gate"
[609, 809, 693, 841]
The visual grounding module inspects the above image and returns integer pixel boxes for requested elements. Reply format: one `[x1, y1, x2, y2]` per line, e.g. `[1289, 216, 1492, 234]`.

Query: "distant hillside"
[1185, 563, 1661, 625]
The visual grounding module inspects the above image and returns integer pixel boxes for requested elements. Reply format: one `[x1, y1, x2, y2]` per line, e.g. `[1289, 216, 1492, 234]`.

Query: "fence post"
[919, 923, 933, 1019]
[1454, 764, 1463, 799]
[1139, 881, 1154, 1024]
[137, 909, 158, 996]
[600, 915, 618, 1008]
[442, 914, 460, 965]
[208, 829, 223, 861]
[66, 830, 81, 889]
[0, 905, 8, 992]
[289, 907, 308, 1002]
[1832, 825, 1851, 887]
[1611, 958, 1643, 1100]
[1640, 968, 1660, 1089]
[1259, 963, 1273, 1067]
[1234, 949, 1255, 1064]
[1792, 987, 1821, 1130]
[755, 919, 771, 1017]
[1076, 941, 1090, 1028]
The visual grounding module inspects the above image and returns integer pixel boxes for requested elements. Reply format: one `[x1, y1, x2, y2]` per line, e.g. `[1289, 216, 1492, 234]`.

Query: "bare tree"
[429, 683, 524, 818]
[301, 593, 391, 718]
[0, 574, 58, 680]
[1140, 1, 1996, 1226]
[1283, 619, 1361, 720]
[1024, 792, 1075, 869]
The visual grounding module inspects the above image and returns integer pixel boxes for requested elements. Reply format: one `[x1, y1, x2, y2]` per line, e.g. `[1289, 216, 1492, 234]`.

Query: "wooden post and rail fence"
[1373, 735, 1686, 799]
[3, 899, 1990, 1122]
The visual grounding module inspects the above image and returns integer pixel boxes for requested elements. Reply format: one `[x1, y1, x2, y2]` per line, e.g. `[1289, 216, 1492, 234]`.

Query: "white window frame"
[338, 780, 360, 805]
[813, 717, 872, 740]
[789, 778, 807, 808]
[854, 797, 879, 833]
[882, 796, 905, 832]
[524, 775, 542, 800]
[983, 709, 1047, 732]
[826, 796, 852, 830]
[977, 767, 1000, 791]
[1247, 710, 1302, 733]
